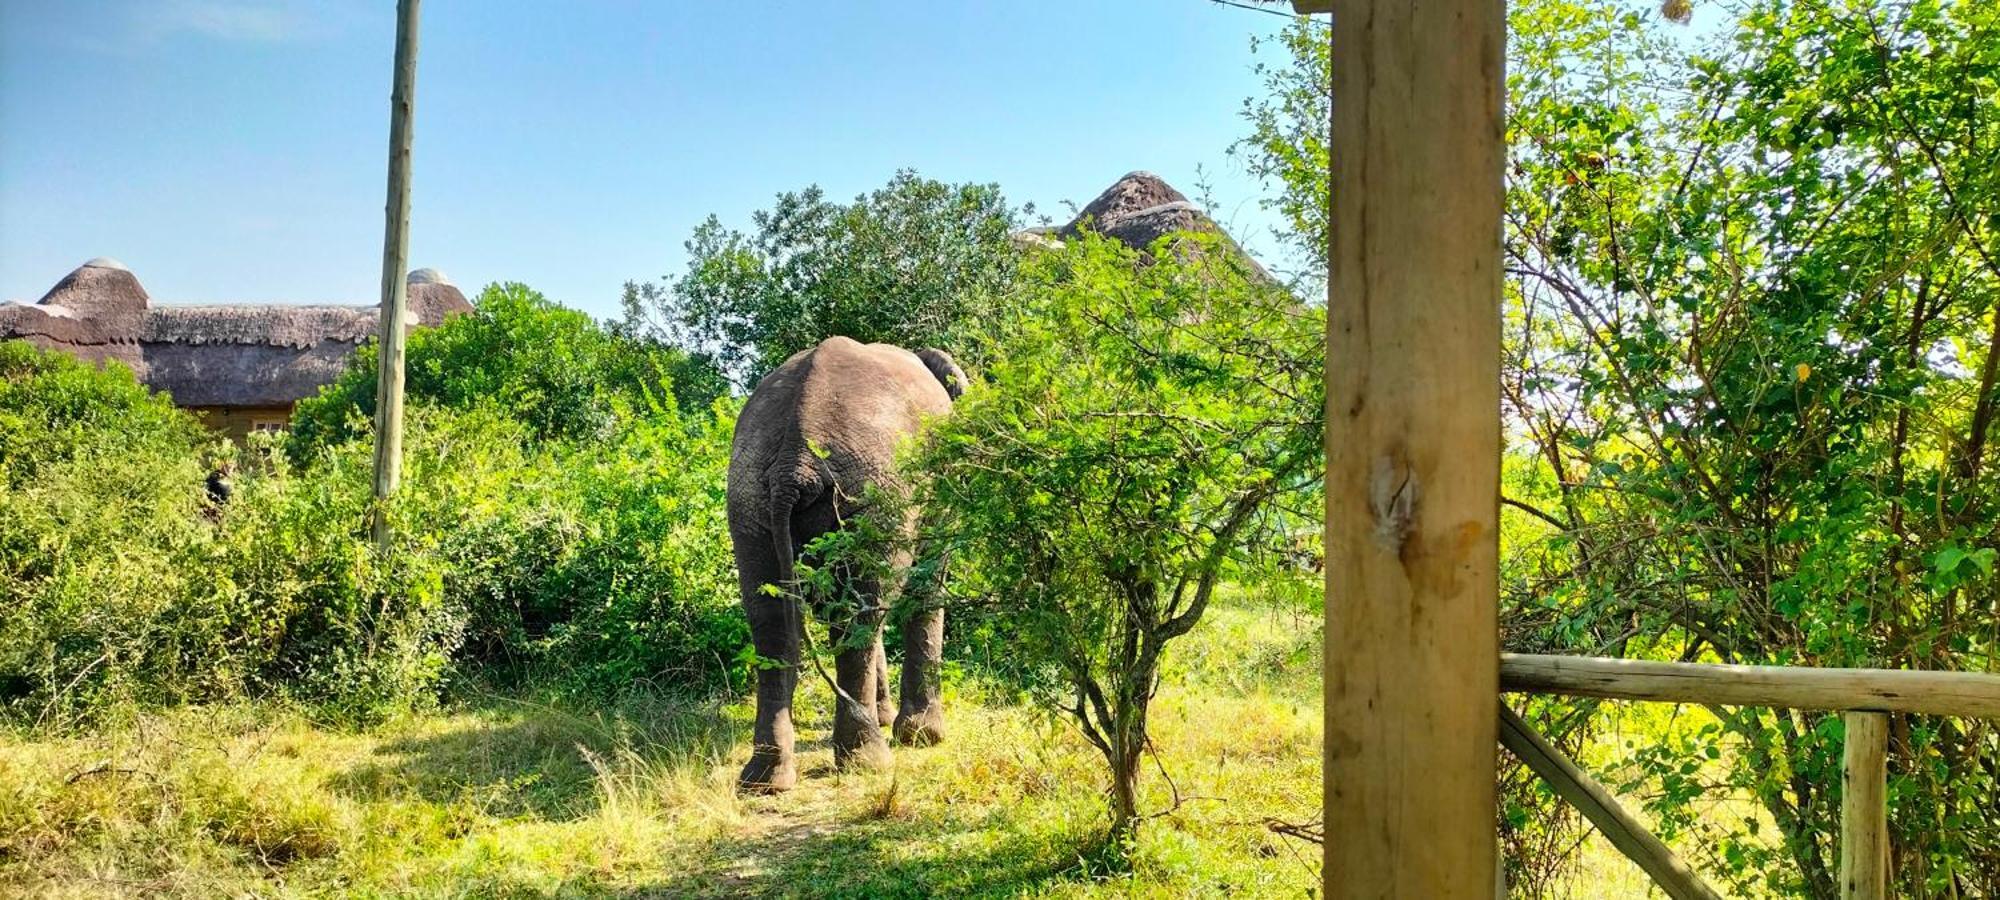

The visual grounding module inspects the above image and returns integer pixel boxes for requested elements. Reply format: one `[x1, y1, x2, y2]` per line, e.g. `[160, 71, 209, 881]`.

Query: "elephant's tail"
[764, 448, 829, 589]
[767, 483, 798, 590]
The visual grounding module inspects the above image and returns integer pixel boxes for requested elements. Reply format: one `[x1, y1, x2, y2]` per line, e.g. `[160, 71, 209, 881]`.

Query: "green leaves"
[1235, 18, 1331, 291]
[1928, 542, 1996, 592]
[912, 228, 1323, 835]
[624, 170, 1026, 386]
[1466, 0, 2000, 889]
[291, 283, 720, 459]
[2, 297, 750, 726]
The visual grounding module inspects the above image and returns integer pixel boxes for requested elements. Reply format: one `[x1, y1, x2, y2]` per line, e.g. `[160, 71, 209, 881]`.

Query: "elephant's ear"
[915, 349, 970, 401]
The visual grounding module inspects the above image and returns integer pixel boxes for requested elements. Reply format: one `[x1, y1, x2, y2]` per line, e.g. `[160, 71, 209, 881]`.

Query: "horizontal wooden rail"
[1502, 653, 2000, 719]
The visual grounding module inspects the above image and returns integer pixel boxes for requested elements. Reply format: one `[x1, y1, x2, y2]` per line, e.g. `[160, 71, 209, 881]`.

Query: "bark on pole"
[1318, 0, 1505, 894]
[371, 0, 421, 551]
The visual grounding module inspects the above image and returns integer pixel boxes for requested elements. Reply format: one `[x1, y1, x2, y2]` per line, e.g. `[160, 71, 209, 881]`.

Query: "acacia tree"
[913, 231, 1322, 841]
[621, 169, 1025, 387]
[1233, 13, 1329, 292]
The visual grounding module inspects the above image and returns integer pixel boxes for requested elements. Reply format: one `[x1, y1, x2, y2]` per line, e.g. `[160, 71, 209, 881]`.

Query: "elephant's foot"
[894, 706, 945, 747]
[877, 698, 898, 728]
[833, 736, 894, 772]
[737, 752, 798, 794]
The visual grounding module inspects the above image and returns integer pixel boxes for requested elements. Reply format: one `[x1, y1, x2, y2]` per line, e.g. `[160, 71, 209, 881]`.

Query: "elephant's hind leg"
[894, 605, 946, 746]
[732, 527, 800, 794]
[827, 615, 893, 771]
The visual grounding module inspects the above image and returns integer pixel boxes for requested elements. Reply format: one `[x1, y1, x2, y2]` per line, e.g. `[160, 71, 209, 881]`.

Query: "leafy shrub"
[914, 231, 1322, 839]
[290, 282, 725, 456]
[0, 345, 475, 726]
[0, 341, 223, 718]
[520, 407, 745, 696]
[0, 321, 747, 726]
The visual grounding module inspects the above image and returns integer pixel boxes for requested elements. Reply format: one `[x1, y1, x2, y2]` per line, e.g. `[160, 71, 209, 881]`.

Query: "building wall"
[189, 405, 294, 440]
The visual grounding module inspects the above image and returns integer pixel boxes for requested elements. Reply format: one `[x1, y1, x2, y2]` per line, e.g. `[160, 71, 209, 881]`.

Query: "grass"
[0, 590, 1772, 898]
[0, 596, 1323, 898]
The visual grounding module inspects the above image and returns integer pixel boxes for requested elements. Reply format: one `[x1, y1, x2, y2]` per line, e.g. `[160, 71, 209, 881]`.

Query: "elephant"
[726, 335, 968, 793]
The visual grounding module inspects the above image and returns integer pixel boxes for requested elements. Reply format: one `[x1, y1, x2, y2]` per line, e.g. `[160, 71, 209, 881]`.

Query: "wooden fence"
[1498, 653, 2000, 899]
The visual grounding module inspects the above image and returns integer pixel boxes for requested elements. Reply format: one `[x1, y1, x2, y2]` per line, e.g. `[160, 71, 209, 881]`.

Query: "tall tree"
[915, 231, 1323, 841]
[622, 170, 1026, 387]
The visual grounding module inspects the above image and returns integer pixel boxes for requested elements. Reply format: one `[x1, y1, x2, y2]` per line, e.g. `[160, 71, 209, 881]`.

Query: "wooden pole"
[1841, 711, 1889, 900]
[1498, 705, 1724, 900]
[1502, 653, 2000, 719]
[1321, 0, 1504, 893]
[370, 0, 421, 550]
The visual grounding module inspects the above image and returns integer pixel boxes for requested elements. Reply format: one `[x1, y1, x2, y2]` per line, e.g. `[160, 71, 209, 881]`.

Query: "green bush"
[290, 282, 725, 457]
[0, 345, 472, 725]
[1, 307, 748, 727]
[520, 407, 745, 696]
[623, 169, 1026, 385]
[914, 231, 1322, 839]
[0, 341, 223, 718]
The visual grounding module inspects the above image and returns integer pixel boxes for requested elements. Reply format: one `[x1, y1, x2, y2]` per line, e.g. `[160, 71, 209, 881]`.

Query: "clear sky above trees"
[0, 0, 1300, 316]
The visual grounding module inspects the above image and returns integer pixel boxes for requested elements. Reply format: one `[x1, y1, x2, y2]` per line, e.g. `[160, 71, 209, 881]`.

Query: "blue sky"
[0, 1, 1297, 318]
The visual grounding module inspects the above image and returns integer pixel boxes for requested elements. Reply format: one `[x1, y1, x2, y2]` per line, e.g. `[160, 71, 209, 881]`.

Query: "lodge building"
[0, 258, 470, 437]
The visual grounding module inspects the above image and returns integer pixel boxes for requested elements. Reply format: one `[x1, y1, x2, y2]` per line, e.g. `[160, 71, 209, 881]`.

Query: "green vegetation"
[1234, 14, 1328, 289]
[291, 282, 726, 454]
[1, 297, 746, 729]
[0, 341, 223, 719]
[10, 0, 2000, 893]
[917, 231, 1321, 839]
[0, 340, 457, 724]
[0, 592, 1320, 899]
[0, 184, 1329, 892]
[620, 169, 1026, 385]
[1501, 1, 2000, 893]
[1232, 0, 2000, 893]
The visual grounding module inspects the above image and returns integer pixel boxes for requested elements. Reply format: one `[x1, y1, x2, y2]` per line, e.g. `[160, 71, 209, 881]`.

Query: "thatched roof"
[1068, 171, 1191, 226]
[143, 305, 380, 347]
[1028, 172, 1275, 282]
[1, 261, 472, 408]
[37, 257, 150, 316]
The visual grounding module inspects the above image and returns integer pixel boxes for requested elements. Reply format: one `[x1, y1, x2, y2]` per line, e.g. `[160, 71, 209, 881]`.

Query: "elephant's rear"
[727, 336, 956, 548]
[726, 336, 965, 792]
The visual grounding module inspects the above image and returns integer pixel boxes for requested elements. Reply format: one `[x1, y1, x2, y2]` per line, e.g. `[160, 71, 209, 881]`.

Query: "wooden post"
[1841, 711, 1889, 900]
[370, 0, 421, 550]
[1498, 705, 1723, 900]
[1320, 0, 1505, 894]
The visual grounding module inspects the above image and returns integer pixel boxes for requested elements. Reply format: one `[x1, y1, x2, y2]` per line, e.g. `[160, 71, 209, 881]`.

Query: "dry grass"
[0, 597, 1323, 899]
[0, 593, 1773, 898]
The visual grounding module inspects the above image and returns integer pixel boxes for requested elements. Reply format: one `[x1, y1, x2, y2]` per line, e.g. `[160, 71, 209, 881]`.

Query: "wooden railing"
[1497, 653, 2000, 900]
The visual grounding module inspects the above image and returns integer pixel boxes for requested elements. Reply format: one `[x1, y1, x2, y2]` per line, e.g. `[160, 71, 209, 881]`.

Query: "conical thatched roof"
[1068, 171, 1190, 226]
[408, 270, 472, 324]
[37, 257, 150, 315]
[1, 261, 472, 408]
[1035, 172, 1274, 281]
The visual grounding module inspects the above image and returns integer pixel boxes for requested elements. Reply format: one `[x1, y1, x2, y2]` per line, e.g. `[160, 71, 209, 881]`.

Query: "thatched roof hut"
[1018, 172, 1274, 282]
[1, 259, 471, 429]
